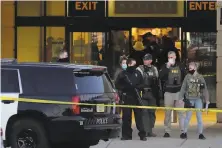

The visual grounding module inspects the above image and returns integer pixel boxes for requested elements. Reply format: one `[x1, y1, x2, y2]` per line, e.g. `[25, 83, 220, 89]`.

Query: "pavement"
[4, 110, 221, 148]
[92, 111, 222, 148]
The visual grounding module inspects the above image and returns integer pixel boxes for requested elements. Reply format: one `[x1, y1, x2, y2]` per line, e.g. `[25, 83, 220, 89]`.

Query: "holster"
[183, 98, 194, 108]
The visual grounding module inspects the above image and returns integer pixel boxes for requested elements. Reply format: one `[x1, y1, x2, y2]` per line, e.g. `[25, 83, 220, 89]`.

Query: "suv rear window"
[1, 69, 20, 93]
[74, 71, 114, 94]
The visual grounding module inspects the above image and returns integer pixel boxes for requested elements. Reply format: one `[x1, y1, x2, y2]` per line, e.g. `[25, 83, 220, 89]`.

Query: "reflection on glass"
[17, 27, 44, 62]
[187, 32, 217, 74]
[111, 31, 130, 56]
[46, 27, 65, 62]
[71, 32, 105, 65]
[46, 1, 65, 16]
[186, 32, 217, 103]
[1, 2, 14, 58]
[17, 1, 43, 16]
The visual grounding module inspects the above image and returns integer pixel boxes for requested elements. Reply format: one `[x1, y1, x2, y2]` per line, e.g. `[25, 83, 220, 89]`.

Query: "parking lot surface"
[92, 123, 222, 148]
[92, 111, 221, 148]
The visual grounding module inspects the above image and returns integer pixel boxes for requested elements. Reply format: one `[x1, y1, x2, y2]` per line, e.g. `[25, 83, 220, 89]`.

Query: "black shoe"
[121, 137, 132, 140]
[163, 133, 170, 138]
[140, 137, 147, 141]
[199, 134, 206, 140]
[180, 133, 187, 139]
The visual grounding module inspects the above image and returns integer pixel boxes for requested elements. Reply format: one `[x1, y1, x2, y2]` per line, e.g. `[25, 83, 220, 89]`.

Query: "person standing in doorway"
[159, 51, 186, 138]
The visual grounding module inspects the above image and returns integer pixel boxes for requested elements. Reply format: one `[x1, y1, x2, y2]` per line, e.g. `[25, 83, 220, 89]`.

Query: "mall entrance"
[67, 24, 131, 77]
[68, 26, 183, 77]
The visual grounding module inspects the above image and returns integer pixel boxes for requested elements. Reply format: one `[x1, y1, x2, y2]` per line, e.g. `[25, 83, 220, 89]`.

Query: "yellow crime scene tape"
[1, 96, 222, 113]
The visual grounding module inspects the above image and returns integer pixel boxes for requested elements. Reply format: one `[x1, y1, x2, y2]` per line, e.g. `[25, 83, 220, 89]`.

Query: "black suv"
[1, 59, 121, 148]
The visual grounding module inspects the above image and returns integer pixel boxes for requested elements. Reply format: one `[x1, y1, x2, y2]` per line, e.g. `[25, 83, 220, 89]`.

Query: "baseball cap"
[143, 54, 152, 60]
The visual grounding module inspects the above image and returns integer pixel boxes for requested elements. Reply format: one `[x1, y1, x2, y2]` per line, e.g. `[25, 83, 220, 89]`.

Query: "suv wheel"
[10, 118, 50, 148]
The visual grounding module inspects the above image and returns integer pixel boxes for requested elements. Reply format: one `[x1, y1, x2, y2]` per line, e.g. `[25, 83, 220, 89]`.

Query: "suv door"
[0, 68, 22, 140]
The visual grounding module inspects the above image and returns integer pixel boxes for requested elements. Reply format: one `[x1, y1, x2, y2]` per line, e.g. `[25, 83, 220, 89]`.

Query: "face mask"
[168, 58, 175, 64]
[121, 64, 127, 70]
[189, 69, 195, 75]
[127, 66, 136, 71]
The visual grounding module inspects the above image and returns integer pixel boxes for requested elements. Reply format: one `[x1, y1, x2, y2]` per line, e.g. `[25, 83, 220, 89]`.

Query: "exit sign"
[68, 1, 105, 17]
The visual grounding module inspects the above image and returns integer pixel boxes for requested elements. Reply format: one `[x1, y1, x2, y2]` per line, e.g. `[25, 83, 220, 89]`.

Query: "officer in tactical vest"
[159, 51, 186, 138]
[179, 62, 209, 140]
[115, 58, 147, 141]
[137, 53, 159, 137]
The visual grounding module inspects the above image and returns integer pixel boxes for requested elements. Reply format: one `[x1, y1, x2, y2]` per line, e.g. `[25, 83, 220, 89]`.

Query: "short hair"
[168, 51, 176, 56]
[119, 55, 128, 64]
[189, 62, 199, 69]
[126, 58, 136, 65]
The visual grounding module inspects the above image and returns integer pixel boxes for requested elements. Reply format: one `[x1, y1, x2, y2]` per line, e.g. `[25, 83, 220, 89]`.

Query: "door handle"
[1, 100, 15, 104]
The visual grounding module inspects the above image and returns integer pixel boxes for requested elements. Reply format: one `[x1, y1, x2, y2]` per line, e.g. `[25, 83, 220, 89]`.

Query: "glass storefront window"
[17, 27, 44, 62]
[46, 27, 65, 62]
[46, 1, 65, 16]
[17, 1, 43, 16]
[1, 2, 14, 26]
[187, 32, 217, 73]
[1, 28, 14, 58]
[71, 32, 105, 65]
[1, 1, 14, 58]
[186, 32, 217, 103]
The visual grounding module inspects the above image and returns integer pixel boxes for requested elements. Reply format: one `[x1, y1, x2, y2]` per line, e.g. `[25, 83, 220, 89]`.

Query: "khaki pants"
[164, 92, 185, 133]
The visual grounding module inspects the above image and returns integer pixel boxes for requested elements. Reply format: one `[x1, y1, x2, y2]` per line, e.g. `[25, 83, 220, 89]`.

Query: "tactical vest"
[138, 65, 157, 88]
[165, 65, 181, 89]
[186, 74, 203, 97]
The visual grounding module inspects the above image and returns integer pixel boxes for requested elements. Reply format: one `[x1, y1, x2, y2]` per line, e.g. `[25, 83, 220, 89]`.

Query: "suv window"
[1, 69, 20, 93]
[74, 71, 114, 94]
[20, 67, 74, 95]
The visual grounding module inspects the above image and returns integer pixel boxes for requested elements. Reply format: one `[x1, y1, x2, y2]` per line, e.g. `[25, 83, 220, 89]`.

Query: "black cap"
[143, 54, 152, 60]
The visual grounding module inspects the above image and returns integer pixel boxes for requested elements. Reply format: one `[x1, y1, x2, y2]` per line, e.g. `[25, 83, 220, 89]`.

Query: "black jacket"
[115, 67, 144, 96]
[159, 62, 187, 93]
[128, 50, 146, 67]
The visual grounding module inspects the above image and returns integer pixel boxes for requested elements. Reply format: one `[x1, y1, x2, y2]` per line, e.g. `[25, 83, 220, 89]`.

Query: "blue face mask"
[121, 64, 127, 70]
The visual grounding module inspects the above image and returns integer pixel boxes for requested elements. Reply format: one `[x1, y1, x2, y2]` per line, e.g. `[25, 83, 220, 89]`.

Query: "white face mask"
[168, 58, 175, 64]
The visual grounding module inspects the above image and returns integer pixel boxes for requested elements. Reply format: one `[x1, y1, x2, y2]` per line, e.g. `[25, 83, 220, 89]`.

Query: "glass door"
[106, 29, 131, 78]
[70, 32, 106, 65]
[183, 31, 217, 104]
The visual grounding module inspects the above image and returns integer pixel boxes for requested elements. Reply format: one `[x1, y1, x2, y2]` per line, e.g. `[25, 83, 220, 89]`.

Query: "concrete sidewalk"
[92, 123, 222, 148]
